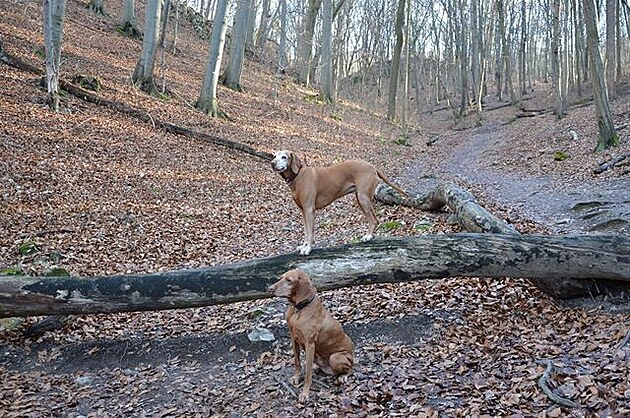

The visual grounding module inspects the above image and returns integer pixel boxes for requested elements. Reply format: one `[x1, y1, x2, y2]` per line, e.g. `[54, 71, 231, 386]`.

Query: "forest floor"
[1, 0, 630, 416]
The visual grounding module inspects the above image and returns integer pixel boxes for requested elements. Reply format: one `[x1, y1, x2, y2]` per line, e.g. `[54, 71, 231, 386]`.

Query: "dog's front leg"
[297, 207, 315, 255]
[290, 337, 302, 386]
[299, 342, 316, 402]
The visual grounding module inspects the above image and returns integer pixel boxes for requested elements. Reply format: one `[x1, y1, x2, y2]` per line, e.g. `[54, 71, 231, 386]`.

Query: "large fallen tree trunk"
[376, 182, 516, 234]
[1, 234, 628, 318]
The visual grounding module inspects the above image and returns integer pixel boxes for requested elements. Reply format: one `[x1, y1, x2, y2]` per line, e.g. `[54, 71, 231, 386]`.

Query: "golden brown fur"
[268, 269, 354, 402]
[271, 150, 407, 255]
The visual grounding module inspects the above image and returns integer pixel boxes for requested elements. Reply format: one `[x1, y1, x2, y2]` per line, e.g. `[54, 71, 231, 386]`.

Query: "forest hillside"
[1, 0, 629, 415]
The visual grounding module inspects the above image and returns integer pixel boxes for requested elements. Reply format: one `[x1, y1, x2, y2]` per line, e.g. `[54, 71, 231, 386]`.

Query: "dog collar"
[283, 169, 299, 184]
[294, 295, 315, 310]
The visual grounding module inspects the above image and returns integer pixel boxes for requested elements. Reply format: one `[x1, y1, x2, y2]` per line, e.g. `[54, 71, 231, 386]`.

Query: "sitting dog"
[271, 150, 408, 255]
[268, 268, 354, 402]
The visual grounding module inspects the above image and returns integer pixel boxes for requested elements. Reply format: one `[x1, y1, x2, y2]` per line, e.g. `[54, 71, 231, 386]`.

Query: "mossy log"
[1, 234, 628, 318]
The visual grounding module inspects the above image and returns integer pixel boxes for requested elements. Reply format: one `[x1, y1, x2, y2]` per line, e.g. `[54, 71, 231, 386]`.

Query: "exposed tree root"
[537, 361, 578, 408]
[617, 330, 630, 349]
[594, 153, 630, 174]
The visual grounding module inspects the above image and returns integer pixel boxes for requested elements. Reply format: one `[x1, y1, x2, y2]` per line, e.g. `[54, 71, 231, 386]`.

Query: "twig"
[273, 374, 297, 398]
[617, 330, 630, 350]
[19, 229, 76, 238]
[537, 360, 578, 408]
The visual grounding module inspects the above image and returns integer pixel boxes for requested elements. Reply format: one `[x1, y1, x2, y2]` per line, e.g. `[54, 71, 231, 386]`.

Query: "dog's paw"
[297, 244, 312, 255]
[360, 234, 373, 242]
[298, 391, 310, 403]
[290, 374, 302, 387]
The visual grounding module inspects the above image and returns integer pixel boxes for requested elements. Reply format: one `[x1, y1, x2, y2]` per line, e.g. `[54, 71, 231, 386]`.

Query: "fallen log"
[1, 233, 628, 318]
[376, 182, 517, 234]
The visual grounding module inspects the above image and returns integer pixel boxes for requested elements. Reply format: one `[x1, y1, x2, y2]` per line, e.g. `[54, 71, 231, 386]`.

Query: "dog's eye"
[281, 155, 287, 160]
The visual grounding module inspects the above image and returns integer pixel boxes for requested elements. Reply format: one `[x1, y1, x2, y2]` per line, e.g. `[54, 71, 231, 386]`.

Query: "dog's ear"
[293, 269, 315, 300]
[289, 152, 303, 174]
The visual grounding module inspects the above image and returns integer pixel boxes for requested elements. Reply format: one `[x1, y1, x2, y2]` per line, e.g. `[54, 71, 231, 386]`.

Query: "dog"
[268, 268, 354, 403]
[271, 150, 407, 255]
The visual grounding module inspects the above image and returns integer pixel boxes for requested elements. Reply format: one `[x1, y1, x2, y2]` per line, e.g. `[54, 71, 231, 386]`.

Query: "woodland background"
[1, 0, 629, 415]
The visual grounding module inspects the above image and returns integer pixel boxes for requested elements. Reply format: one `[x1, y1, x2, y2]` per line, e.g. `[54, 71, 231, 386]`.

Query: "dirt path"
[409, 119, 630, 235]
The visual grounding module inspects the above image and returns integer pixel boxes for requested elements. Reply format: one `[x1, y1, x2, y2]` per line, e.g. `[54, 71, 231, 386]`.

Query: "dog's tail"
[376, 169, 409, 197]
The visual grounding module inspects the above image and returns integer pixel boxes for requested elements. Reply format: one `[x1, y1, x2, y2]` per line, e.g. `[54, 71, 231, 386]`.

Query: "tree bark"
[221, 0, 252, 92]
[584, 0, 619, 152]
[121, 0, 140, 37]
[319, 0, 333, 103]
[196, 0, 229, 116]
[376, 182, 517, 234]
[43, 0, 67, 111]
[387, 0, 406, 121]
[132, 0, 162, 95]
[605, 0, 616, 98]
[297, 0, 322, 86]
[277, 0, 288, 73]
[1, 233, 628, 318]
[551, 0, 566, 118]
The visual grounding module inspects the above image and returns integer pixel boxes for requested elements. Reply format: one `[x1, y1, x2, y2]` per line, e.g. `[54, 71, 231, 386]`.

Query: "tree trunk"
[132, 0, 162, 95]
[277, 0, 287, 72]
[573, 0, 583, 96]
[584, 0, 619, 152]
[221, 0, 251, 92]
[43, 0, 67, 112]
[376, 182, 517, 234]
[121, 0, 140, 37]
[89, 0, 107, 15]
[297, 0, 322, 86]
[320, 0, 333, 103]
[519, 0, 527, 97]
[551, 0, 566, 118]
[255, 0, 271, 56]
[387, 0, 406, 121]
[605, 0, 616, 97]
[471, 0, 482, 117]
[196, 0, 229, 117]
[494, 0, 504, 100]
[1, 234, 628, 318]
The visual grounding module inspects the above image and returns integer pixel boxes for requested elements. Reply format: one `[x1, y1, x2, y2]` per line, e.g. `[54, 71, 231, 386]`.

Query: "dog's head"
[268, 268, 316, 304]
[271, 150, 303, 177]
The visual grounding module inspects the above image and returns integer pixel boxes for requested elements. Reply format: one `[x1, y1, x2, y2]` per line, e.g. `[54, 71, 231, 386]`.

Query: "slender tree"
[297, 0, 322, 86]
[132, 0, 163, 95]
[387, 0, 406, 121]
[196, 0, 229, 117]
[43, 0, 67, 111]
[255, 0, 271, 57]
[121, 0, 140, 37]
[277, 0, 287, 72]
[320, 0, 334, 103]
[605, 0, 616, 97]
[583, 0, 619, 152]
[221, 0, 252, 91]
[551, 0, 566, 118]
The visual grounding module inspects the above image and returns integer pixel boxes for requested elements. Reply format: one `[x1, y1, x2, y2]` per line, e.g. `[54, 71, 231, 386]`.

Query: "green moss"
[379, 220, 404, 232]
[553, 151, 569, 161]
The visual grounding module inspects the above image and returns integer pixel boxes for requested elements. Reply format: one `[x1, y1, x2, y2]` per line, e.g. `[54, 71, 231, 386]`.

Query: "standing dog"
[271, 150, 407, 255]
[268, 269, 354, 403]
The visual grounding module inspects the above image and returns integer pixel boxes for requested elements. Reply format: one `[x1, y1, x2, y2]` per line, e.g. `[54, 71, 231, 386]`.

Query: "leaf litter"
[1, 0, 629, 416]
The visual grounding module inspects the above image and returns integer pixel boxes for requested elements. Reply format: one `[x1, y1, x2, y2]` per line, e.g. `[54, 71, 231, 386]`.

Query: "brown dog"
[268, 269, 354, 402]
[271, 150, 407, 255]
